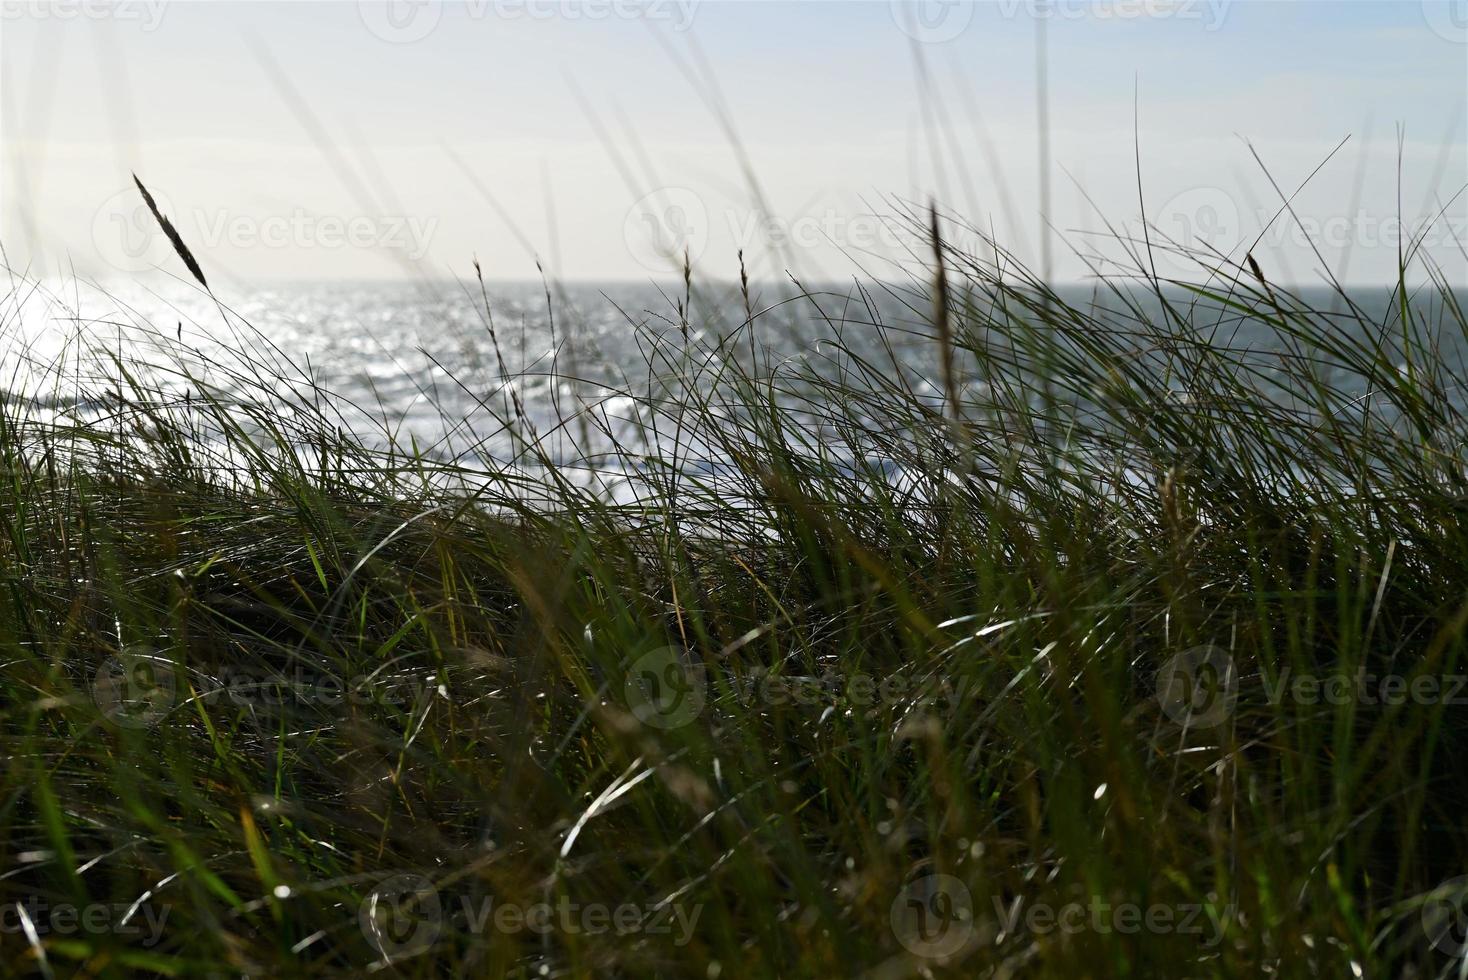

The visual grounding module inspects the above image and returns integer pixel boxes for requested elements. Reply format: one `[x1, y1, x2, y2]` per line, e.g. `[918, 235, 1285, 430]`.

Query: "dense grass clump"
[1, 210, 1467, 978]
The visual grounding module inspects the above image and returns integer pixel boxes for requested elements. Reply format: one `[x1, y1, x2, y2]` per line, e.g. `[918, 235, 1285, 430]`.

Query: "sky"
[1, 0, 1465, 286]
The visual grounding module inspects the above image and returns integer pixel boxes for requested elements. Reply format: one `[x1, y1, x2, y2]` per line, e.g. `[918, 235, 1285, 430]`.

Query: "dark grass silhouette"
[1, 198, 1467, 977]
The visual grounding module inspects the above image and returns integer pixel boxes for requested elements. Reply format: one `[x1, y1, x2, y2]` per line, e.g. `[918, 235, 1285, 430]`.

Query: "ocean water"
[5, 276, 1465, 502]
[8, 276, 919, 459]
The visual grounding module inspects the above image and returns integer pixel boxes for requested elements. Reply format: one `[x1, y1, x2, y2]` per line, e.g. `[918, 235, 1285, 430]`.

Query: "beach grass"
[1, 206, 1466, 978]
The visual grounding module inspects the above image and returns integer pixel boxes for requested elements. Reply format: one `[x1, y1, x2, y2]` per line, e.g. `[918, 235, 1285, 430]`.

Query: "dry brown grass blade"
[1246, 250, 1278, 307]
[929, 201, 958, 424]
[133, 173, 209, 291]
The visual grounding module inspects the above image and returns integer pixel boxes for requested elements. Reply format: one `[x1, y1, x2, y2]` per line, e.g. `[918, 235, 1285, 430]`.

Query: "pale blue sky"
[3, 1, 1464, 285]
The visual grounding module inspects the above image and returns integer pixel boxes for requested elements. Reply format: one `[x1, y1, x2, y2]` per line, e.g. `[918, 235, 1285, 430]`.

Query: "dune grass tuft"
[1, 209, 1466, 978]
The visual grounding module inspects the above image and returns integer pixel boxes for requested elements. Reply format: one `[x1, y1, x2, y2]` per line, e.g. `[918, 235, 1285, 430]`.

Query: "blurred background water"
[5, 276, 1464, 501]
